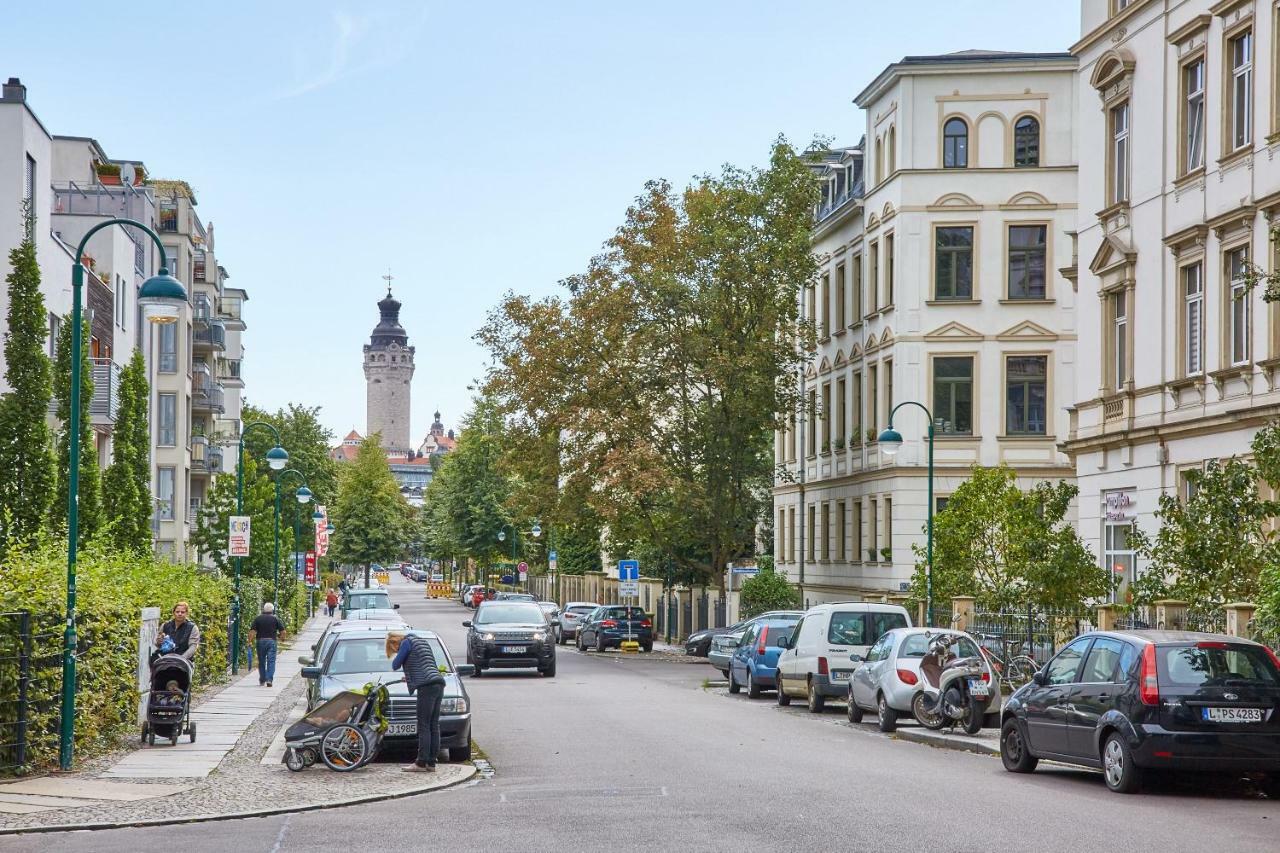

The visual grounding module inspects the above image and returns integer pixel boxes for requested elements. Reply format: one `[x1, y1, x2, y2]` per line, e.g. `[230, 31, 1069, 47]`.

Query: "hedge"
[0, 542, 233, 772]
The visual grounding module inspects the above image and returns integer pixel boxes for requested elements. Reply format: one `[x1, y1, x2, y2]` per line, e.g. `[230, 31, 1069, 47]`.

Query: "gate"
[713, 598, 726, 629]
[0, 611, 32, 773]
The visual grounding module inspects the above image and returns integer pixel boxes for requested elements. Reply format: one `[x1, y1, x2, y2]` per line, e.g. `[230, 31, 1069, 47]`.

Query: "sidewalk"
[894, 726, 1000, 756]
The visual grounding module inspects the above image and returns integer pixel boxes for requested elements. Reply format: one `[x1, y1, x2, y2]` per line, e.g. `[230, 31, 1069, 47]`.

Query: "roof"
[855, 49, 1077, 107]
[1099, 629, 1261, 645]
[147, 179, 198, 204]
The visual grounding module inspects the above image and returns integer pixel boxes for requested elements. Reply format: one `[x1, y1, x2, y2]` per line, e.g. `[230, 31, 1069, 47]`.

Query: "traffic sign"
[517, 561, 529, 576]
[500, 574, 514, 585]
[730, 565, 759, 575]
[620, 581, 639, 598]
[548, 550, 558, 572]
[618, 560, 639, 582]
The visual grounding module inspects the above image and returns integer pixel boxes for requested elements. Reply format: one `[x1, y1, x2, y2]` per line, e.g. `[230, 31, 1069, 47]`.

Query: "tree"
[739, 562, 800, 618]
[910, 465, 1105, 611]
[50, 316, 102, 546]
[102, 349, 151, 552]
[0, 221, 55, 553]
[241, 402, 339, 506]
[330, 435, 410, 583]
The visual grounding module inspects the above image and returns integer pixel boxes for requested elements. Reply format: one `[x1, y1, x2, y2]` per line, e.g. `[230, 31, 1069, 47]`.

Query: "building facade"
[774, 52, 1081, 605]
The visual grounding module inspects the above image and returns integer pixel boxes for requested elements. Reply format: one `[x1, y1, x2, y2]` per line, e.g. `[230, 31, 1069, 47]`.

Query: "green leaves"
[102, 349, 152, 552]
[330, 436, 410, 570]
[739, 565, 800, 618]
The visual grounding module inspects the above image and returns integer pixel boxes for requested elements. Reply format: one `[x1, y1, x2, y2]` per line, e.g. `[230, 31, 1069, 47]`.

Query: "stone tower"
[363, 286, 415, 453]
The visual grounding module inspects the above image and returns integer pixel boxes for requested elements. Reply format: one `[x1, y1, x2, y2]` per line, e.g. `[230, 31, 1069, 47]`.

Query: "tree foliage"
[911, 465, 1105, 611]
[739, 563, 800, 618]
[191, 457, 294, 588]
[330, 435, 410, 571]
[0, 230, 55, 553]
[102, 349, 152, 552]
[241, 402, 339, 507]
[51, 317, 102, 546]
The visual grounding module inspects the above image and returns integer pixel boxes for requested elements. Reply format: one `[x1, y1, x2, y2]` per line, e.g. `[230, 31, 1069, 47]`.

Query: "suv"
[464, 601, 558, 677]
[1000, 630, 1280, 793]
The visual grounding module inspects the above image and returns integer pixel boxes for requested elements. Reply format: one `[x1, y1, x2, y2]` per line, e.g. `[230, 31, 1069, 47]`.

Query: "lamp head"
[531, 523, 542, 539]
[266, 445, 289, 470]
[878, 427, 904, 457]
[312, 509, 324, 522]
[326, 522, 335, 534]
[138, 265, 187, 325]
[497, 530, 506, 542]
[296, 485, 313, 504]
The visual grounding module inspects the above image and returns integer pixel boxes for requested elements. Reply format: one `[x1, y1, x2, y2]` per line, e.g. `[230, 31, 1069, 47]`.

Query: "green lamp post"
[878, 401, 935, 627]
[276, 469, 311, 608]
[233, 423, 287, 674]
[60, 219, 187, 770]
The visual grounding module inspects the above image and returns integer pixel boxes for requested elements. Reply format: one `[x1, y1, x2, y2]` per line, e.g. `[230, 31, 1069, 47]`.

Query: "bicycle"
[977, 633, 1039, 691]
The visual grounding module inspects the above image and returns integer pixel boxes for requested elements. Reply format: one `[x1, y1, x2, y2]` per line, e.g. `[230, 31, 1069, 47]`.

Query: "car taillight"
[601, 620, 617, 628]
[818, 656, 829, 676]
[896, 668, 917, 685]
[1196, 641, 1229, 649]
[980, 671, 990, 682]
[757, 633, 767, 655]
[1139, 643, 1159, 706]
[641, 619, 652, 628]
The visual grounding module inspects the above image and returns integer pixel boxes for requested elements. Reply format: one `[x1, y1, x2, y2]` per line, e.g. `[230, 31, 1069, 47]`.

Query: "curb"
[893, 728, 1000, 757]
[0, 763, 478, 836]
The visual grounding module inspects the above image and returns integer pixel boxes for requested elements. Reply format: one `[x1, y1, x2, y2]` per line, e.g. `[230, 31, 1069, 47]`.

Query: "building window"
[869, 365, 879, 432]
[23, 154, 35, 240]
[875, 136, 884, 184]
[115, 274, 128, 332]
[885, 234, 895, 306]
[887, 126, 896, 174]
[805, 284, 815, 328]
[820, 273, 830, 337]
[1183, 58, 1205, 172]
[787, 507, 796, 562]
[158, 322, 177, 373]
[1112, 0, 1130, 13]
[1013, 116, 1040, 167]
[884, 359, 894, 422]
[852, 501, 863, 561]
[1183, 262, 1203, 376]
[850, 255, 862, 322]
[157, 467, 175, 521]
[936, 496, 950, 514]
[835, 264, 846, 329]
[158, 393, 177, 446]
[852, 371, 862, 437]
[1227, 246, 1250, 366]
[868, 499, 878, 556]
[1110, 102, 1130, 205]
[48, 313, 61, 359]
[1103, 505, 1136, 603]
[1008, 225, 1047, 300]
[820, 503, 830, 560]
[1112, 291, 1129, 389]
[835, 377, 847, 447]
[777, 509, 786, 562]
[807, 388, 817, 455]
[835, 500, 846, 561]
[884, 497, 892, 560]
[807, 505, 816, 562]
[943, 118, 968, 168]
[820, 383, 831, 452]
[868, 242, 879, 313]
[933, 356, 973, 435]
[1228, 29, 1253, 152]
[935, 226, 974, 300]
[1006, 355, 1048, 435]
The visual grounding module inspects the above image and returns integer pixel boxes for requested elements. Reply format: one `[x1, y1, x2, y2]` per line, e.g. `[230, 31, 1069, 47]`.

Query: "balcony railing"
[89, 358, 122, 425]
[217, 358, 243, 384]
[193, 294, 212, 323]
[208, 447, 224, 473]
[158, 207, 178, 232]
[217, 296, 244, 327]
[188, 497, 203, 522]
[191, 435, 210, 473]
[192, 379, 225, 413]
[193, 322, 226, 350]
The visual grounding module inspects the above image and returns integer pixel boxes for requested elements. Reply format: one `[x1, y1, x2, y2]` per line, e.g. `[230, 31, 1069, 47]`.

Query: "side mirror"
[393, 603, 401, 609]
[774, 635, 790, 649]
[462, 620, 472, 628]
[848, 653, 864, 662]
[298, 655, 314, 665]
[456, 664, 475, 677]
[1031, 670, 1048, 687]
[300, 666, 322, 679]
[551, 619, 561, 627]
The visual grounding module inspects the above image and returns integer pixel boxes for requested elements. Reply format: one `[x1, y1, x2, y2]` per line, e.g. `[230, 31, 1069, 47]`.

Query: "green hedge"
[0, 542, 233, 772]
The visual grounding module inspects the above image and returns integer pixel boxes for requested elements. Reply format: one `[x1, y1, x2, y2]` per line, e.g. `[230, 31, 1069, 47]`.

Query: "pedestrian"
[386, 631, 444, 772]
[152, 601, 201, 664]
[249, 602, 285, 687]
[325, 588, 339, 617]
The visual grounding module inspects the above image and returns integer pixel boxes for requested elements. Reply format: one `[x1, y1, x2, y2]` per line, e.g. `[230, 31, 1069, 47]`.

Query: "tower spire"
[381, 268, 394, 297]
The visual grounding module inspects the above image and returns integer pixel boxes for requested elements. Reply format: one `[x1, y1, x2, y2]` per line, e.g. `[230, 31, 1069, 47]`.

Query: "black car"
[577, 605, 653, 653]
[464, 601, 557, 677]
[1000, 630, 1280, 793]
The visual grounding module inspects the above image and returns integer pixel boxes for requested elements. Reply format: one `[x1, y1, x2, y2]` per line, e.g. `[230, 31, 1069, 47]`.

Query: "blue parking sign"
[618, 560, 639, 581]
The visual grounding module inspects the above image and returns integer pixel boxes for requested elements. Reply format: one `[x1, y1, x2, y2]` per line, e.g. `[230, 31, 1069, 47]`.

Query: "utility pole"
[797, 363, 806, 606]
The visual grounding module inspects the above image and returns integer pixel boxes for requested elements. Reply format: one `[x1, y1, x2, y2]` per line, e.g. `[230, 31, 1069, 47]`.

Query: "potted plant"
[880, 547, 892, 562]
[95, 162, 122, 185]
[833, 436, 845, 451]
[866, 548, 878, 562]
[865, 427, 878, 443]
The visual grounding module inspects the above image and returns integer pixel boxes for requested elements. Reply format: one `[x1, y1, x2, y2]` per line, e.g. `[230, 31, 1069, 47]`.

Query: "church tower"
[363, 284, 415, 453]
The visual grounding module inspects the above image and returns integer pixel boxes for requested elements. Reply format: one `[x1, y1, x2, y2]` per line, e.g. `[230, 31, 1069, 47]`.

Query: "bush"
[0, 541, 233, 772]
[739, 566, 799, 619]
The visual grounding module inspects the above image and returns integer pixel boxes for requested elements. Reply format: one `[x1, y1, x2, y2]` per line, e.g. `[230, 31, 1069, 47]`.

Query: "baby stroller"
[142, 654, 196, 746]
[283, 677, 399, 772]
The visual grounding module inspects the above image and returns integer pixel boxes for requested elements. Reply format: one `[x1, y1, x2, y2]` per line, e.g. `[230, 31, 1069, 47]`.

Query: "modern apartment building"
[1066, 0, 1280, 595]
[774, 51, 1081, 604]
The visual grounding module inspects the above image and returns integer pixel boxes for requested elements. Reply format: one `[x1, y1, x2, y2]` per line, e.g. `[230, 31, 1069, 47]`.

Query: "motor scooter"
[911, 632, 991, 735]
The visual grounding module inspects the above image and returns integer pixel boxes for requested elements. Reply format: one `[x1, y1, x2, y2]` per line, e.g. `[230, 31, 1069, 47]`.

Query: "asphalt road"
[10, 574, 1279, 853]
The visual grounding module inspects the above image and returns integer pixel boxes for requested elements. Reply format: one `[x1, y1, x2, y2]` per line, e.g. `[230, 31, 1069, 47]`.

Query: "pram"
[142, 654, 196, 746]
[283, 677, 399, 772]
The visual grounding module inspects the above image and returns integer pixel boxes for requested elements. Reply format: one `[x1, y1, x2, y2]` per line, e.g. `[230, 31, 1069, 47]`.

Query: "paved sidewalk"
[894, 726, 1000, 756]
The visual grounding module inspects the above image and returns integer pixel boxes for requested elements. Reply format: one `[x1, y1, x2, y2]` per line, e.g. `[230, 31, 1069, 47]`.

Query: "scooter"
[911, 632, 991, 735]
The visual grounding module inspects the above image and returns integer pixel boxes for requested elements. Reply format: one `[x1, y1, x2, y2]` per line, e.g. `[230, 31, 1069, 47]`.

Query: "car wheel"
[541, 658, 557, 678]
[728, 668, 741, 694]
[1000, 718, 1038, 773]
[449, 741, 473, 762]
[596, 634, 605, 653]
[806, 678, 826, 714]
[1102, 732, 1143, 793]
[776, 678, 792, 706]
[877, 693, 897, 733]
[846, 692, 864, 724]
[747, 670, 762, 699]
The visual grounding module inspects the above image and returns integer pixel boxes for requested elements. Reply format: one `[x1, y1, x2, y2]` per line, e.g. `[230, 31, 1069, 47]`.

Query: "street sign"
[228, 516, 251, 557]
[500, 574, 514, 585]
[548, 550, 558, 572]
[620, 581, 639, 597]
[304, 552, 317, 586]
[618, 560, 639, 582]
[730, 565, 759, 575]
[517, 561, 529, 576]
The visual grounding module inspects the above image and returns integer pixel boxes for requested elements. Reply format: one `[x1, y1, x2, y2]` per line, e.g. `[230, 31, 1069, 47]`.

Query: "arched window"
[943, 118, 968, 168]
[888, 126, 896, 173]
[1014, 116, 1040, 167]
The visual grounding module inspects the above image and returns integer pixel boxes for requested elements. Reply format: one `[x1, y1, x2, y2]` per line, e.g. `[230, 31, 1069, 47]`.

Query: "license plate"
[386, 722, 416, 736]
[1203, 707, 1264, 723]
[969, 678, 990, 699]
[830, 671, 850, 681]
[501, 645, 527, 654]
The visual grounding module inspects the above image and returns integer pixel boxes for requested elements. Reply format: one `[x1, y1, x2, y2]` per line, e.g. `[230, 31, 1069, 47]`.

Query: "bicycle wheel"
[1008, 656, 1039, 687]
[320, 724, 369, 772]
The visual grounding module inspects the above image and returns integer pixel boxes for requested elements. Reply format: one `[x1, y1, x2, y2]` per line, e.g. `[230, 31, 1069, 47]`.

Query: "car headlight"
[481, 632, 496, 641]
[441, 696, 468, 715]
[532, 631, 547, 641]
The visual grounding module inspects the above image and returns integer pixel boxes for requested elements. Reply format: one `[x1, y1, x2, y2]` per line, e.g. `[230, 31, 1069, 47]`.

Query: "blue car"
[728, 618, 799, 698]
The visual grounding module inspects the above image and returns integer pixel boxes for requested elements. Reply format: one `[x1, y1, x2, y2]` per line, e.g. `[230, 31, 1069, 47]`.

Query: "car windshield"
[327, 635, 449, 675]
[900, 633, 980, 659]
[498, 593, 535, 601]
[1158, 643, 1280, 687]
[346, 593, 391, 610]
[476, 604, 546, 625]
[538, 603, 558, 613]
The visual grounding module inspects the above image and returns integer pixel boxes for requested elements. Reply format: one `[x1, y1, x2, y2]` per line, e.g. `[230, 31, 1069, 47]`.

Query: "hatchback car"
[464, 601, 558, 676]
[709, 611, 805, 675]
[558, 602, 597, 644]
[577, 605, 653, 652]
[1000, 630, 1280, 793]
[728, 618, 800, 697]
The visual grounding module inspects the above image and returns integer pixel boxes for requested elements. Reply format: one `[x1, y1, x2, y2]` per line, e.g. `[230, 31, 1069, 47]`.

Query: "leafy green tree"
[50, 317, 102, 545]
[556, 513, 603, 576]
[0, 223, 55, 552]
[910, 465, 1105, 611]
[331, 435, 409, 584]
[739, 564, 800, 618]
[191, 459, 293, 587]
[102, 349, 151, 552]
[241, 402, 339, 506]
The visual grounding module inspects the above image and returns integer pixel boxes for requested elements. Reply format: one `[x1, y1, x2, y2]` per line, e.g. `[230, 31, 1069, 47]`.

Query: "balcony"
[89, 358, 122, 426]
[188, 497, 203, 522]
[193, 294, 213, 325]
[217, 296, 245, 330]
[191, 434, 210, 474]
[158, 206, 178, 232]
[208, 446, 224, 473]
[193, 322, 226, 351]
[217, 358, 244, 388]
[192, 379, 225, 414]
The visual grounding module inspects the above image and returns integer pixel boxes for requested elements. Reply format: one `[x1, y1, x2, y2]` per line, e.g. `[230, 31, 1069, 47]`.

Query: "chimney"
[2, 77, 26, 103]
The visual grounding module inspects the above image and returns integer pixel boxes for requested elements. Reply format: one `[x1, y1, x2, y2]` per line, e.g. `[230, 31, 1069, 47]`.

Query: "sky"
[1, 0, 1080, 445]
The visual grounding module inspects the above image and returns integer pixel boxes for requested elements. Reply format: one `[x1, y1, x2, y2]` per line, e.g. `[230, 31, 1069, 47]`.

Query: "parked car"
[496, 592, 536, 602]
[305, 617, 411, 671]
[464, 601, 558, 676]
[537, 602, 561, 643]
[1000, 630, 1280, 794]
[340, 588, 400, 619]
[687, 610, 805, 658]
[558, 602, 597, 644]
[846, 627, 998, 732]
[299, 625, 474, 761]
[460, 584, 479, 605]
[708, 611, 805, 675]
[727, 618, 801, 697]
[577, 605, 653, 652]
[775, 602, 912, 713]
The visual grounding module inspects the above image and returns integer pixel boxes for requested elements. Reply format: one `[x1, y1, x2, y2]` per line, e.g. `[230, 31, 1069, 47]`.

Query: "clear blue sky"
[2, 1, 1079, 443]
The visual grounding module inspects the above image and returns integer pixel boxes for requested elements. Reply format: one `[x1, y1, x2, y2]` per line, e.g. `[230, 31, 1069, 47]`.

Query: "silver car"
[846, 627, 998, 732]
[558, 602, 597, 644]
[537, 602, 562, 643]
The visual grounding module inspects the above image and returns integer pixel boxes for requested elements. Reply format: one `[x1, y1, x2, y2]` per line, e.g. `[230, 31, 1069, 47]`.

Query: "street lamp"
[878, 401, 935, 627]
[233, 422, 287, 674]
[275, 469, 310, 608]
[60, 219, 185, 771]
[496, 524, 542, 586]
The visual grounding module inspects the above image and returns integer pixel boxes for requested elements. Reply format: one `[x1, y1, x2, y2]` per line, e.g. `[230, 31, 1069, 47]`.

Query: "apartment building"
[1066, 0, 1280, 595]
[774, 51, 1081, 604]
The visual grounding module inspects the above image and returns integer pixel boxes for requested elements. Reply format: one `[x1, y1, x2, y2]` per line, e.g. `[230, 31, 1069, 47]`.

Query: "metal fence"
[0, 612, 32, 773]
[969, 606, 1095, 666]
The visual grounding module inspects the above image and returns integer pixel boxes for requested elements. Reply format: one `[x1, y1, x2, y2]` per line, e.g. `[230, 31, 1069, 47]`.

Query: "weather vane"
[382, 268, 393, 296]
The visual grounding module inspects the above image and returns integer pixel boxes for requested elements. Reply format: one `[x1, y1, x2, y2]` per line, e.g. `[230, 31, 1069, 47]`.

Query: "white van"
[775, 602, 912, 713]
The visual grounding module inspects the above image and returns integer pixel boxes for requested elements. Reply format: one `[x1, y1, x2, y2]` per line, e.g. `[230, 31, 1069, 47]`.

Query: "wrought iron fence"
[968, 606, 1095, 667]
[0, 612, 33, 773]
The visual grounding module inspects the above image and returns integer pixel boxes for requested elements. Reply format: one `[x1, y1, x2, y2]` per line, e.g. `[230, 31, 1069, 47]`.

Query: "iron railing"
[969, 606, 1096, 666]
[0, 612, 32, 773]
[194, 323, 226, 350]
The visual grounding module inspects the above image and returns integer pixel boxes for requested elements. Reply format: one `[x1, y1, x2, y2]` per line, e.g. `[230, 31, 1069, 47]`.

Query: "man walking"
[249, 603, 285, 687]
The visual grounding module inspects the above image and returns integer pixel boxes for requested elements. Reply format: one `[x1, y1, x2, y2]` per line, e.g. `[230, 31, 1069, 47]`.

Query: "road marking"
[499, 786, 667, 802]
[268, 813, 292, 853]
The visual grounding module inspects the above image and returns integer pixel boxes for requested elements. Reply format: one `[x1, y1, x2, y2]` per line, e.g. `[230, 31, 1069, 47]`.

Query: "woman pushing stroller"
[151, 601, 201, 663]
